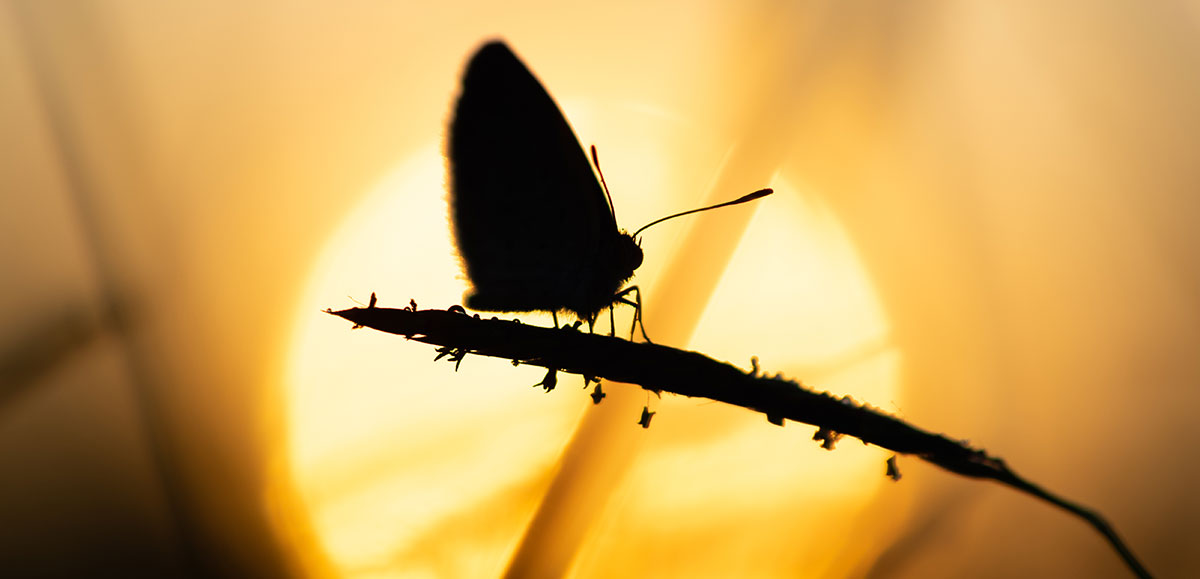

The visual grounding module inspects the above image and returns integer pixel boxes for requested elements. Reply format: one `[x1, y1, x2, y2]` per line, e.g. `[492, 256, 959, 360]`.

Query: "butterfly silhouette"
[448, 40, 769, 333]
[449, 40, 641, 326]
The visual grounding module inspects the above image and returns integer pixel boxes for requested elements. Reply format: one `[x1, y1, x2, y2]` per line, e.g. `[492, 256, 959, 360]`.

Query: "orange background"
[3, 2, 1198, 577]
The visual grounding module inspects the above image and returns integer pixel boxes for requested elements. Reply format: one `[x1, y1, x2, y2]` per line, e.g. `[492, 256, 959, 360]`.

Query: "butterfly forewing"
[449, 41, 640, 319]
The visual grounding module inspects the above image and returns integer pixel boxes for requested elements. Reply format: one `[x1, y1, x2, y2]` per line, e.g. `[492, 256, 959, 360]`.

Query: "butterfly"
[448, 40, 769, 331]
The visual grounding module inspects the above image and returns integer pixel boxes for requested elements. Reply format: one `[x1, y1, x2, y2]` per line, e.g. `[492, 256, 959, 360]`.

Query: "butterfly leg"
[613, 286, 651, 343]
[551, 311, 559, 329]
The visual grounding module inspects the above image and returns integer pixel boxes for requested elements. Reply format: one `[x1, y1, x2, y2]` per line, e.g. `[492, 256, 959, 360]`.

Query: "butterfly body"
[448, 41, 643, 321]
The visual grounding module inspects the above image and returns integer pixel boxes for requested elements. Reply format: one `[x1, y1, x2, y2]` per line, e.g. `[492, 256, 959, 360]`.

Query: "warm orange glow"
[285, 129, 902, 576]
[11, 4, 1200, 578]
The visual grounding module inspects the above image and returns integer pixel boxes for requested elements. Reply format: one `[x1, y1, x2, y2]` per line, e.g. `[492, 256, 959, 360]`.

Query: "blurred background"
[3, 1, 1198, 577]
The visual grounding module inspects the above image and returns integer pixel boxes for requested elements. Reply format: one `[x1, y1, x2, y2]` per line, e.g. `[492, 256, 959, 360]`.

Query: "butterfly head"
[617, 231, 644, 278]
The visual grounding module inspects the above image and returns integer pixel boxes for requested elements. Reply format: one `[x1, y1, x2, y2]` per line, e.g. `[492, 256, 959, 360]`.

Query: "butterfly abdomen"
[462, 231, 640, 319]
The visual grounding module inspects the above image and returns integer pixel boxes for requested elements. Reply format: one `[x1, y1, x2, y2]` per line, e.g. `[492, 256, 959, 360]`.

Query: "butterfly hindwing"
[448, 41, 638, 319]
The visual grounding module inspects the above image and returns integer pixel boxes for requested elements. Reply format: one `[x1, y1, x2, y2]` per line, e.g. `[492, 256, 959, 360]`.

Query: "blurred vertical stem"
[503, 6, 836, 577]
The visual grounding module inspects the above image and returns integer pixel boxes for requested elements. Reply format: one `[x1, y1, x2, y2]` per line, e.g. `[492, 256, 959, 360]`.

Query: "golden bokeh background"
[3, 1, 1199, 577]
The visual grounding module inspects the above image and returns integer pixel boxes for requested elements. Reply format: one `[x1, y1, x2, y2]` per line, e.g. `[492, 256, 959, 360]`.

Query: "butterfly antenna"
[632, 188, 773, 238]
[591, 145, 617, 219]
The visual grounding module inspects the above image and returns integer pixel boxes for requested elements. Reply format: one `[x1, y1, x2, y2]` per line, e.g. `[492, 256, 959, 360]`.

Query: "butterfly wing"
[448, 41, 637, 319]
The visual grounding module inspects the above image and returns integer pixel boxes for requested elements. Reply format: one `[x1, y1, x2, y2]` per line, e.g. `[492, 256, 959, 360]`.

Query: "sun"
[280, 107, 904, 577]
